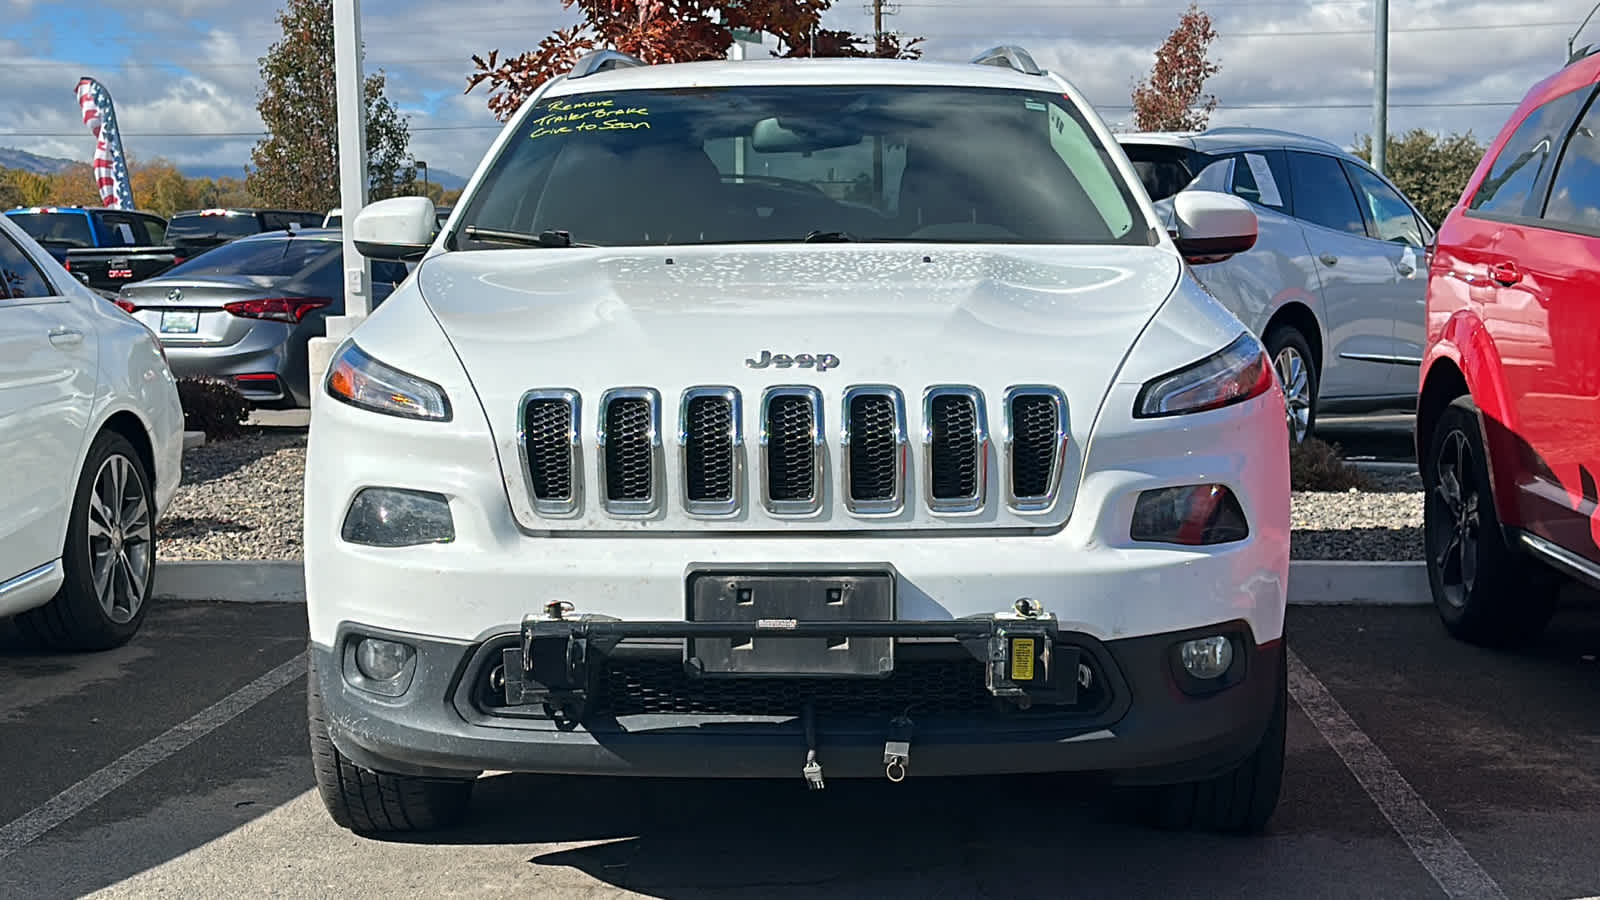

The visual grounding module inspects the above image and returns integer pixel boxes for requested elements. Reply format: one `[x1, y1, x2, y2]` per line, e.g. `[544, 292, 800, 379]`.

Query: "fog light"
[1179, 636, 1234, 680]
[1130, 484, 1248, 546]
[355, 638, 415, 682]
[341, 488, 454, 548]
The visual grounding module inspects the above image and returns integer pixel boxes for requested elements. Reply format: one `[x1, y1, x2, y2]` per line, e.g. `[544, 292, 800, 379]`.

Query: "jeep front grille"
[924, 387, 987, 513]
[518, 390, 581, 516]
[680, 387, 741, 516]
[597, 388, 662, 516]
[1005, 387, 1069, 511]
[516, 384, 1068, 521]
[761, 387, 824, 515]
[842, 386, 906, 515]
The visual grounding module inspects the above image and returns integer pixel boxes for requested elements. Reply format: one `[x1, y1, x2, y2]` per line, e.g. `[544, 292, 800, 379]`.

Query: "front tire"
[1142, 643, 1287, 834]
[308, 656, 472, 834]
[1423, 397, 1558, 646]
[16, 431, 156, 651]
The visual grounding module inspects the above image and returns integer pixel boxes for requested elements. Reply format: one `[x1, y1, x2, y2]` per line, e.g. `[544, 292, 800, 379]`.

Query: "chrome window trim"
[922, 385, 988, 515]
[596, 387, 664, 518]
[678, 386, 744, 518]
[517, 388, 582, 518]
[840, 385, 907, 517]
[760, 385, 825, 517]
[1002, 385, 1069, 513]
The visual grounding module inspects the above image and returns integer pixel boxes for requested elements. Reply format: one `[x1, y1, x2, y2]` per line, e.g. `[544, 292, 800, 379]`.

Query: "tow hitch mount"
[500, 610, 1082, 721]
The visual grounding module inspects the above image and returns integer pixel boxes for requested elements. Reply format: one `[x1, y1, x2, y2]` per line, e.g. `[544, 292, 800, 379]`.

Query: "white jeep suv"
[305, 46, 1291, 835]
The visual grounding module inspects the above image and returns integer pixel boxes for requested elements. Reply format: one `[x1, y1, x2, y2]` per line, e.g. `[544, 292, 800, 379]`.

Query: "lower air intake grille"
[847, 393, 899, 503]
[1010, 393, 1061, 501]
[928, 392, 980, 501]
[766, 392, 818, 506]
[522, 395, 575, 505]
[684, 394, 735, 504]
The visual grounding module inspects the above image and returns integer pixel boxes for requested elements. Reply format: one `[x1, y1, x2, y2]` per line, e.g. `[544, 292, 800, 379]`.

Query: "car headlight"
[325, 341, 451, 421]
[1134, 332, 1274, 418]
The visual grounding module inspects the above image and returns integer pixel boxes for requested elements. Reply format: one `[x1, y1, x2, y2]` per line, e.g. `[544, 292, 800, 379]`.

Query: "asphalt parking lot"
[3, 598, 1599, 899]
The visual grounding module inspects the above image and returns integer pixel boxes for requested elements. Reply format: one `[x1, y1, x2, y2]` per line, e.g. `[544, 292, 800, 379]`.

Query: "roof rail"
[567, 49, 646, 80]
[970, 45, 1044, 76]
[1202, 125, 1342, 152]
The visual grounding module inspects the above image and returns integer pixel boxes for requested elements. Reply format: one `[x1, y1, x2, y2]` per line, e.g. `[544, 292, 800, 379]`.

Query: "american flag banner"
[75, 77, 135, 209]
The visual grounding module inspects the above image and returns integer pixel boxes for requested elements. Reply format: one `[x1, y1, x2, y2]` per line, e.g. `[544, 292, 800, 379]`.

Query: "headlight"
[1134, 332, 1273, 418]
[325, 341, 451, 421]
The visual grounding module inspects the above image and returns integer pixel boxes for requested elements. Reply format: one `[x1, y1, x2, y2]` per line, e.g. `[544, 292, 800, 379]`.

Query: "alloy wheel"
[86, 454, 152, 625]
[1273, 347, 1312, 443]
[1427, 429, 1479, 610]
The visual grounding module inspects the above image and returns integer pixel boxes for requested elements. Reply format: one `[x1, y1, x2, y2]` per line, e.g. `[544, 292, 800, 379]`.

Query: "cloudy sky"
[0, 0, 1588, 181]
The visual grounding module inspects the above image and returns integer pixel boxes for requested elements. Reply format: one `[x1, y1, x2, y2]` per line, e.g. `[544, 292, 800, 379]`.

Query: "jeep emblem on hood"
[745, 350, 839, 373]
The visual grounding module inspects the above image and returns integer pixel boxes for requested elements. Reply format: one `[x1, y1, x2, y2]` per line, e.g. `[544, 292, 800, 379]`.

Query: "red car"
[1418, 50, 1600, 644]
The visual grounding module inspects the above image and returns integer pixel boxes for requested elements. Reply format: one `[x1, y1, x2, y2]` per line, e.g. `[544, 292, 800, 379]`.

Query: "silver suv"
[1117, 127, 1433, 442]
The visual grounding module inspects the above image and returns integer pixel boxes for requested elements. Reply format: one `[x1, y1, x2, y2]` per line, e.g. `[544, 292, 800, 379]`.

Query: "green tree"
[1131, 4, 1220, 132]
[1353, 129, 1485, 228]
[248, 0, 414, 210]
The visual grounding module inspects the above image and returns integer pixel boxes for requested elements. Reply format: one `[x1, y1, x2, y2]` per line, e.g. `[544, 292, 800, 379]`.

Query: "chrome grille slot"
[1005, 386, 1068, 511]
[679, 387, 742, 517]
[761, 386, 824, 515]
[518, 389, 581, 516]
[842, 386, 906, 516]
[597, 388, 662, 516]
[923, 386, 987, 514]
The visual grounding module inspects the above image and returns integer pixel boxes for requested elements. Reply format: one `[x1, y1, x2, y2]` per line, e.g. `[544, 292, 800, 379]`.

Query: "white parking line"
[0, 652, 307, 861]
[1288, 648, 1506, 900]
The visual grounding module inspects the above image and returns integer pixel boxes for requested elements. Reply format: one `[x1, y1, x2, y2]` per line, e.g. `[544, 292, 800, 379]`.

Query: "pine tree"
[249, 0, 414, 209]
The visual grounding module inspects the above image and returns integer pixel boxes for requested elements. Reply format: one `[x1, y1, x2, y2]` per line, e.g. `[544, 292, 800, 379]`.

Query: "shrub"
[177, 376, 251, 441]
[1290, 437, 1373, 492]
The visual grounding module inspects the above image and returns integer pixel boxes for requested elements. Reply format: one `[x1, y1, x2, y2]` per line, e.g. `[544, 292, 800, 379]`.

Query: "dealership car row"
[2, 44, 1598, 840]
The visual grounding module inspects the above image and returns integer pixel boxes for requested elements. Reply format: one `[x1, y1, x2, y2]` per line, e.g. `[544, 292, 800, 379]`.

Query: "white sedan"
[0, 214, 184, 650]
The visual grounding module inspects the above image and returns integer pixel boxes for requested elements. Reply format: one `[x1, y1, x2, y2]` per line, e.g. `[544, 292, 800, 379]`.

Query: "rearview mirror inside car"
[352, 197, 436, 262]
[1170, 190, 1258, 265]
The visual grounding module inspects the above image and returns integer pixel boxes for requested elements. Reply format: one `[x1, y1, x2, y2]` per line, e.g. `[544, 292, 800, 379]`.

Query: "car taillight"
[222, 297, 332, 323]
[63, 259, 71, 271]
[114, 299, 138, 314]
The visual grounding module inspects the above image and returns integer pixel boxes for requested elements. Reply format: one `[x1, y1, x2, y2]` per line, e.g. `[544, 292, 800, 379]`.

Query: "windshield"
[162, 235, 338, 278]
[167, 212, 261, 243]
[456, 85, 1149, 248]
[8, 212, 94, 248]
[1120, 144, 1202, 202]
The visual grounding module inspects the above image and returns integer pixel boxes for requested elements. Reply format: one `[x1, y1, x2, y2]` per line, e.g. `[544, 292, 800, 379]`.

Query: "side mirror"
[1171, 190, 1257, 264]
[352, 197, 436, 262]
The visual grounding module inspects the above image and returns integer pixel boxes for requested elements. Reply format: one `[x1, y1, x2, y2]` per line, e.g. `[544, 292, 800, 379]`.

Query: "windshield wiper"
[803, 230, 856, 243]
[462, 226, 592, 248]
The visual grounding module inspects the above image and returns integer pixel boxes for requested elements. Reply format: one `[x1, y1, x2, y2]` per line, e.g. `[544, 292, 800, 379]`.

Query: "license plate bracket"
[160, 310, 199, 334]
[686, 570, 894, 677]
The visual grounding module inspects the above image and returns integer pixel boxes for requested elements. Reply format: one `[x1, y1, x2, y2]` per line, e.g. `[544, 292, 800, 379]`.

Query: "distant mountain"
[0, 146, 469, 190]
[0, 147, 80, 175]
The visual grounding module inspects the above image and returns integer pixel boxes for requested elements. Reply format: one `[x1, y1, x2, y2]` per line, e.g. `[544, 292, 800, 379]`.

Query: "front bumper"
[316, 617, 1282, 786]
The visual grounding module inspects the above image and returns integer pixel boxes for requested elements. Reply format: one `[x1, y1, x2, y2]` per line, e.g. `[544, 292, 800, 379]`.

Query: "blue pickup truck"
[4, 206, 177, 293]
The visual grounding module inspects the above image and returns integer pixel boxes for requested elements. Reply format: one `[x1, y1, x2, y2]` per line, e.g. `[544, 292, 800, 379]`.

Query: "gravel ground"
[156, 429, 307, 561]
[1291, 466, 1423, 561]
[155, 431, 1426, 561]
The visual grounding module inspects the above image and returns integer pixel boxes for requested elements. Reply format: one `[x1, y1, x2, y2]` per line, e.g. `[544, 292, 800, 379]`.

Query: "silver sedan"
[114, 229, 409, 407]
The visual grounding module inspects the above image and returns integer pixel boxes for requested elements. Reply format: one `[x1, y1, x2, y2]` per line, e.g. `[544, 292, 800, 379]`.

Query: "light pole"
[308, 0, 372, 406]
[1372, 0, 1388, 177]
[415, 159, 429, 198]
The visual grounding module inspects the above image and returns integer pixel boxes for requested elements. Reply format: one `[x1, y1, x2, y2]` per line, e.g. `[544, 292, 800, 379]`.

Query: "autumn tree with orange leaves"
[1131, 4, 1220, 132]
[466, 0, 924, 121]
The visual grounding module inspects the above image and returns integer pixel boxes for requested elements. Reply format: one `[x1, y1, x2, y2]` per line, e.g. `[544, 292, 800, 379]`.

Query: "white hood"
[415, 242, 1181, 532]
